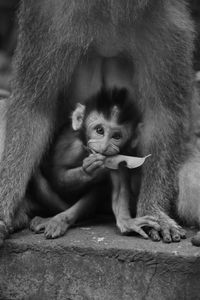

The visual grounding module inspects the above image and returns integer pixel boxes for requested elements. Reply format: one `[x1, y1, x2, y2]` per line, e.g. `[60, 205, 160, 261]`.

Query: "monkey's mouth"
[87, 144, 120, 156]
[83, 145, 98, 154]
[85, 145, 105, 155]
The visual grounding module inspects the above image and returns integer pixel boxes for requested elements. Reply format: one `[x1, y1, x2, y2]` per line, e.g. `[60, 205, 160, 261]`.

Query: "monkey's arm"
[53, 161, 106, 193]
[52, 145, 106, 193]
[52, 166, 94, 192]
[51, 130, 105, 193]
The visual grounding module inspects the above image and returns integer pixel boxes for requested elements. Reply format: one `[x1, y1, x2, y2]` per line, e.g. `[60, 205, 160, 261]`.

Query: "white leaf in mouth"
[104, 154, 151, 170]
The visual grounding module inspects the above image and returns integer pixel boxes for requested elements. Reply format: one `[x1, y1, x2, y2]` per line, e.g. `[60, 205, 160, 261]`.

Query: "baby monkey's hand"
[82, 153, 105, 179]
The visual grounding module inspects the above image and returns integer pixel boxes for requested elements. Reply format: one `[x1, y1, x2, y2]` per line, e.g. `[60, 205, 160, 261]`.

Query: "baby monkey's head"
[72, 87, 140, 156]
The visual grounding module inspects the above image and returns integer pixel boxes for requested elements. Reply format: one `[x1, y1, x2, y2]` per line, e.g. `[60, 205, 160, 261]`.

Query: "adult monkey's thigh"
[0, 1, 82, 244]
[134, 4, 194, 242]
[137, 110, 188, 243]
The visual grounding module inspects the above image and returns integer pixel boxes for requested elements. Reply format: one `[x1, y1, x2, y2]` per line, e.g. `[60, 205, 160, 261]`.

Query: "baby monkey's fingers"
[117, 217, 160, 239]
[88, 153, 105, 162]
[83, 160, 104, 174]
[83, 154, 105, 174]
[83, 154, 104, 170]
[134, 216, 161, 231]
[127, 223, 149, 239]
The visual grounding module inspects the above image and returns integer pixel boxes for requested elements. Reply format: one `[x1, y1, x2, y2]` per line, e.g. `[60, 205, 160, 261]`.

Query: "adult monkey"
[0, 0, 195, 244]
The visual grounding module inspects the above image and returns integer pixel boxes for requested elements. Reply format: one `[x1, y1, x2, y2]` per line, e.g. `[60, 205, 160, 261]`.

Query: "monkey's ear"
[72, 103, 86, 131]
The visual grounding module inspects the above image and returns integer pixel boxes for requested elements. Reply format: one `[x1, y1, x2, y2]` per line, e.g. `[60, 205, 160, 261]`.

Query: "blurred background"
[0, 0, 18, 90]
[0, 0, 199, 91]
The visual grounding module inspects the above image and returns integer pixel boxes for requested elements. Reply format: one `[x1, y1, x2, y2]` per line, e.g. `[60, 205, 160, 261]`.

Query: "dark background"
[190, 0, 200, 70]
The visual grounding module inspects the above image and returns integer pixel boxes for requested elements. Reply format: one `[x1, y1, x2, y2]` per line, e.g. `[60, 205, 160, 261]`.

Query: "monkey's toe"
[148, 229, 161, 242]
[30, 216, 43, 229]
[44, 218, 69, 239]
[161, 228, 172, 243]
[170, 227, 185, 242]
[145, 213, 186, 243]
[159, 222, 185, 243]
[30, 216, 50, 233]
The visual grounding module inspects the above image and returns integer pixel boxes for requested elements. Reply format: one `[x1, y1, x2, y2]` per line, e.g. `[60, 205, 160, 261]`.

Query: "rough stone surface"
[0, 219, 200, 300]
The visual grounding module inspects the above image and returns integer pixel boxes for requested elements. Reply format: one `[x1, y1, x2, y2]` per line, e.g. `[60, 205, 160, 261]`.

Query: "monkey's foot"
[30, 216, 50, 233]
[117, 216, 160, 239]
[30, 215, 70, 239]
[146, 213, 186, 243]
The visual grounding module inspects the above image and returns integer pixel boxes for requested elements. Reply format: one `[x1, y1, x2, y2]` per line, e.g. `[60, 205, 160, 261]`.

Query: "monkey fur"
[0, 0, 198, 245]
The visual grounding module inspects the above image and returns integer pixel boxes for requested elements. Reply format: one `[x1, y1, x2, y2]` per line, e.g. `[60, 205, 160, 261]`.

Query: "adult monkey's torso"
[53, 0, 161, 107]
[68, 54, 135, 106]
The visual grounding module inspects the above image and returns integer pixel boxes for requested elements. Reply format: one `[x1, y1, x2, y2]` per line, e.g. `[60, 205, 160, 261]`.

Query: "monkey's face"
[85, 111, 132, 156]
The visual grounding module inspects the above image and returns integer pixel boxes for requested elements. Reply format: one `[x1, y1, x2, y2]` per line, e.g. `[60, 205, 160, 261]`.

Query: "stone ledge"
[0, 220, 200, 300]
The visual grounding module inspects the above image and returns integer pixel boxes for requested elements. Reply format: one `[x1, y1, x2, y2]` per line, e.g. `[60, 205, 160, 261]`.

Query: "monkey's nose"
[99, 141, 109, 154]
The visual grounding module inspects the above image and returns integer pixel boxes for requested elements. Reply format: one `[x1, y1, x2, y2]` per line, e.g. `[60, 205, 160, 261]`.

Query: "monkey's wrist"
[80, 166, 92, 181]
[81, 165, 89, 174]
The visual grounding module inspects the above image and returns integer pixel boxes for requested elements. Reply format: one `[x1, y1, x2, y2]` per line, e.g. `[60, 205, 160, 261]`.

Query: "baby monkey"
[30, 87, 159, 239]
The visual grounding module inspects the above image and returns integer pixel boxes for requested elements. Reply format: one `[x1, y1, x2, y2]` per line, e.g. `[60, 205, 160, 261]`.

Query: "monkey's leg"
[111, 168, 160, 239]
[0, 42, 82, 244]
[11, 199, 32, 232]
[178, 150, 200, 246]
[133, 8, 194, 243]
[0, 99, 56, 239]
[30, 170, 70, 213]
[136, 112, 187, 243]
[0, 0, 86, 243]
[30, 190, 97, 239]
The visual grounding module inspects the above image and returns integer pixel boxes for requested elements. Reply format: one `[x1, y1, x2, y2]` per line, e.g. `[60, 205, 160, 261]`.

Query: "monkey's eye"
[95, 125, 104, 135]
[112, 132, 122, 140]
